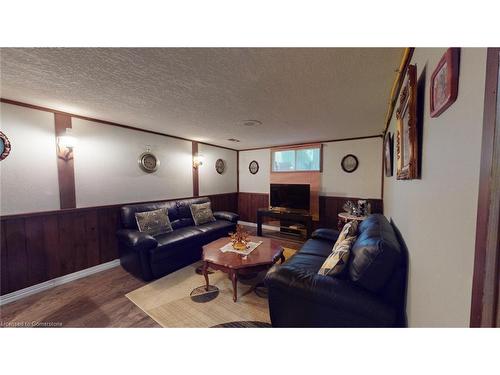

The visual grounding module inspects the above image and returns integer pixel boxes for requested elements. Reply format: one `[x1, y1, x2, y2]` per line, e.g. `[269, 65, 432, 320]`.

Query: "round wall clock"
[215, 158, 225, 174]
[249, 160, 259, 174]
[341, 154, 359, 173]
[138, 152, 159, 173]
[0, 131, 12, 161]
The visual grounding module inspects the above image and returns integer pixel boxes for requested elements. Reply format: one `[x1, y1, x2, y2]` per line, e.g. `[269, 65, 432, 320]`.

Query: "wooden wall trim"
[238, 134, 383, 152]
[470, 48, 500, 327]
[192, 142, 199, 197]
[54, 113, 76, 209]
[0, 98, 238, 152]
[236, 151, 240, 193]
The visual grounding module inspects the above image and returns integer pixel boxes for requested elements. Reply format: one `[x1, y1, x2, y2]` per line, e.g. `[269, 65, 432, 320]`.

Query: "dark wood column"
[470, 48, 500, 327]
[192, 141, 199, 197]
[236, 151, 240, 192]
[54, 113, 76, 209]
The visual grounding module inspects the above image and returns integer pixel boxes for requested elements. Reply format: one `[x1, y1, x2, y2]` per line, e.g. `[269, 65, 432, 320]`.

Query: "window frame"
[270, 144, 323, 173]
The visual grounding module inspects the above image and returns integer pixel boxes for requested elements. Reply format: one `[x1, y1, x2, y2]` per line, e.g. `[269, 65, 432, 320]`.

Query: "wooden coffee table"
[202, 236, 285, 302]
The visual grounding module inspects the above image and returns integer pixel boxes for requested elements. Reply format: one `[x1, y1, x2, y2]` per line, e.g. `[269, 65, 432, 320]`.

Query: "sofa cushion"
[135, 208, 173, 235]
[154, 226, 203, 247]
[311, 228, 340, 242]
[280, 253, 326, 275]
[121, 200, 178, 229]
[195, 220, 235, 243]
[195, 220, 234, 234]
[176, 197, 210, 219]
[297, 238, 335, 258]
[318, 235, 356, 276]
[348, 214, 402, 293]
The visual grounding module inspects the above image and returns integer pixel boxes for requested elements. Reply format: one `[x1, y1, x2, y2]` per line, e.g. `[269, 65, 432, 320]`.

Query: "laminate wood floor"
[0, 227, 304, 328]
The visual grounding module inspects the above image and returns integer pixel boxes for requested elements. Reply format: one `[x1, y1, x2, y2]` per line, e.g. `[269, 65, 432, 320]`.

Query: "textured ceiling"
[0, 48, 402, 149]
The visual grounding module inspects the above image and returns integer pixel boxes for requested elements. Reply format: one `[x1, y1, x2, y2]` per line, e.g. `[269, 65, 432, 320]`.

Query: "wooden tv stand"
[256, 208, 313, 239]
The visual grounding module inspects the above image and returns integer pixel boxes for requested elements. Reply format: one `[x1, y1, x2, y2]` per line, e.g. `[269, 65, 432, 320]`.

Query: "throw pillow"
[190, 202, 216, 226]
[332, 220, 358, 249]
[318, 235, 357, 276]
[135, 208, 173, 236]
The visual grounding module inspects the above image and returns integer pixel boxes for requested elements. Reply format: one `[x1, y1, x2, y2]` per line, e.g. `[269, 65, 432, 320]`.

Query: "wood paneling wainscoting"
[238, 192, 269, 223]
[318, 196, 383, 229]
[237, 192, 383, 229]
[0, 193, 237, 296]
[1, 192, 380, 296]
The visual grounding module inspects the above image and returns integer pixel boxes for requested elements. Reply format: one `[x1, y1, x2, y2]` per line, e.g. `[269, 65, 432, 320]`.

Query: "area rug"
[126, 247, 296, 328]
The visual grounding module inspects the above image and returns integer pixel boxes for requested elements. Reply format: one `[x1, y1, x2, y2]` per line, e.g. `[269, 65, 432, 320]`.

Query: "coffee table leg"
[202, 262, 209, 291]
[230, 270, 238, 302]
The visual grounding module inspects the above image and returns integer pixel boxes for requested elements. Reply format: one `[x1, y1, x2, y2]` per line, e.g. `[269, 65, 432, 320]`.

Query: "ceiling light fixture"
[240, 120, 262, 127]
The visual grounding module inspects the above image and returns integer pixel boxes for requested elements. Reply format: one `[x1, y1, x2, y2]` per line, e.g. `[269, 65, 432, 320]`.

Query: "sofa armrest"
[265, 265, 394, 323]
[213, 211, 239, 223]
[311, 228, 340, 242]
[116, 229, 158, 251]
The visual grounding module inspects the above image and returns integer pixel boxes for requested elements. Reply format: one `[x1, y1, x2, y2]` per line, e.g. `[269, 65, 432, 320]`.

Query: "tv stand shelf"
[257, 208, 313, 239]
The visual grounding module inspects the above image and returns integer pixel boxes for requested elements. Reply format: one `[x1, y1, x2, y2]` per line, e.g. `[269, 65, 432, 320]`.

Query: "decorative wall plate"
[341, 154, 358, 173]
[0, 131, 12, 161]
[215, 158, 225, 174]
[249, 160, 259, 174]
[138, 151, 159, 173]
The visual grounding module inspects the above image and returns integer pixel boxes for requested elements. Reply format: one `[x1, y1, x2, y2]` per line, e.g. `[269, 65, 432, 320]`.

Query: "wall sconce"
[193, 153, 204, 168]
[57, 128, 77, 161]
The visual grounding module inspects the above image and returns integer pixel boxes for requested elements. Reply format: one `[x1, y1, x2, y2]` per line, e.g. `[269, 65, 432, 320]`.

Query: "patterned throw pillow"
[190, 202, 216, 226]
[135, 208, 173, 236]
[318, 235, 357, 276]
[333, 220, 358, 249]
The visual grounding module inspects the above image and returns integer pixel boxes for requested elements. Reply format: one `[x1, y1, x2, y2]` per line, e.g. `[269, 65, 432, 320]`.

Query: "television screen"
[270, 183, 310, 211]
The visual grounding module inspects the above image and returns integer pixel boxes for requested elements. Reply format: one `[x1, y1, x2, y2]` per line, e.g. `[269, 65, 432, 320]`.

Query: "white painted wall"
[0, 103, 60, 215]
[238, 148, 270, 193]
[238, 139, 382, 199]
[321, 138, 382, 198]
[198, 143, 237, 196]
[383, 48, 487, 327]
[72, 118, 193, 207]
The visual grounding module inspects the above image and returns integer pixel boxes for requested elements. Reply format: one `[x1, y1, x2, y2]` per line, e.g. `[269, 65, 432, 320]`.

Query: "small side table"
[337, 212, 367, 231]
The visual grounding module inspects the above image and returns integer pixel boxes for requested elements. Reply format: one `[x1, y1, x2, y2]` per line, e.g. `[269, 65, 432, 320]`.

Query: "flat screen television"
[270, 183, 310, 211]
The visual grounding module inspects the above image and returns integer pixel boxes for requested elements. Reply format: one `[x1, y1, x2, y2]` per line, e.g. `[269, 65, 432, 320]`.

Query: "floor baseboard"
[0, 259, 120, 306]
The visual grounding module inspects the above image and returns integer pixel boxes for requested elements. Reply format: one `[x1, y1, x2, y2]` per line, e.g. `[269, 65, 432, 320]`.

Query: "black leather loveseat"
[117, 197, 238, 281]
[264, 214, 407, 327]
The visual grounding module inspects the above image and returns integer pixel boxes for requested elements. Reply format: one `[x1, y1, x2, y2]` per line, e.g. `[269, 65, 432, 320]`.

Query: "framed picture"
[396, 64, 418, 180]
[430, 48, 460, 118]
[384, 132, 393, 177]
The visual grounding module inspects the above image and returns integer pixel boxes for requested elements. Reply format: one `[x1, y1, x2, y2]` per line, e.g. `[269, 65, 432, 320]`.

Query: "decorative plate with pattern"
[249, 160, 259, 174]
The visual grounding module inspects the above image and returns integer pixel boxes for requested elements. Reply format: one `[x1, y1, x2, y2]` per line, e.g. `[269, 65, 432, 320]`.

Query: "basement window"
[272, 146, 321, 172]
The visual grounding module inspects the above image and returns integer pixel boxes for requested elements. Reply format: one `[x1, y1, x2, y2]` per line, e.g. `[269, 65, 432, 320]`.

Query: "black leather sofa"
[117, 197, 238, 281]
[264, 214, 407, 327]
